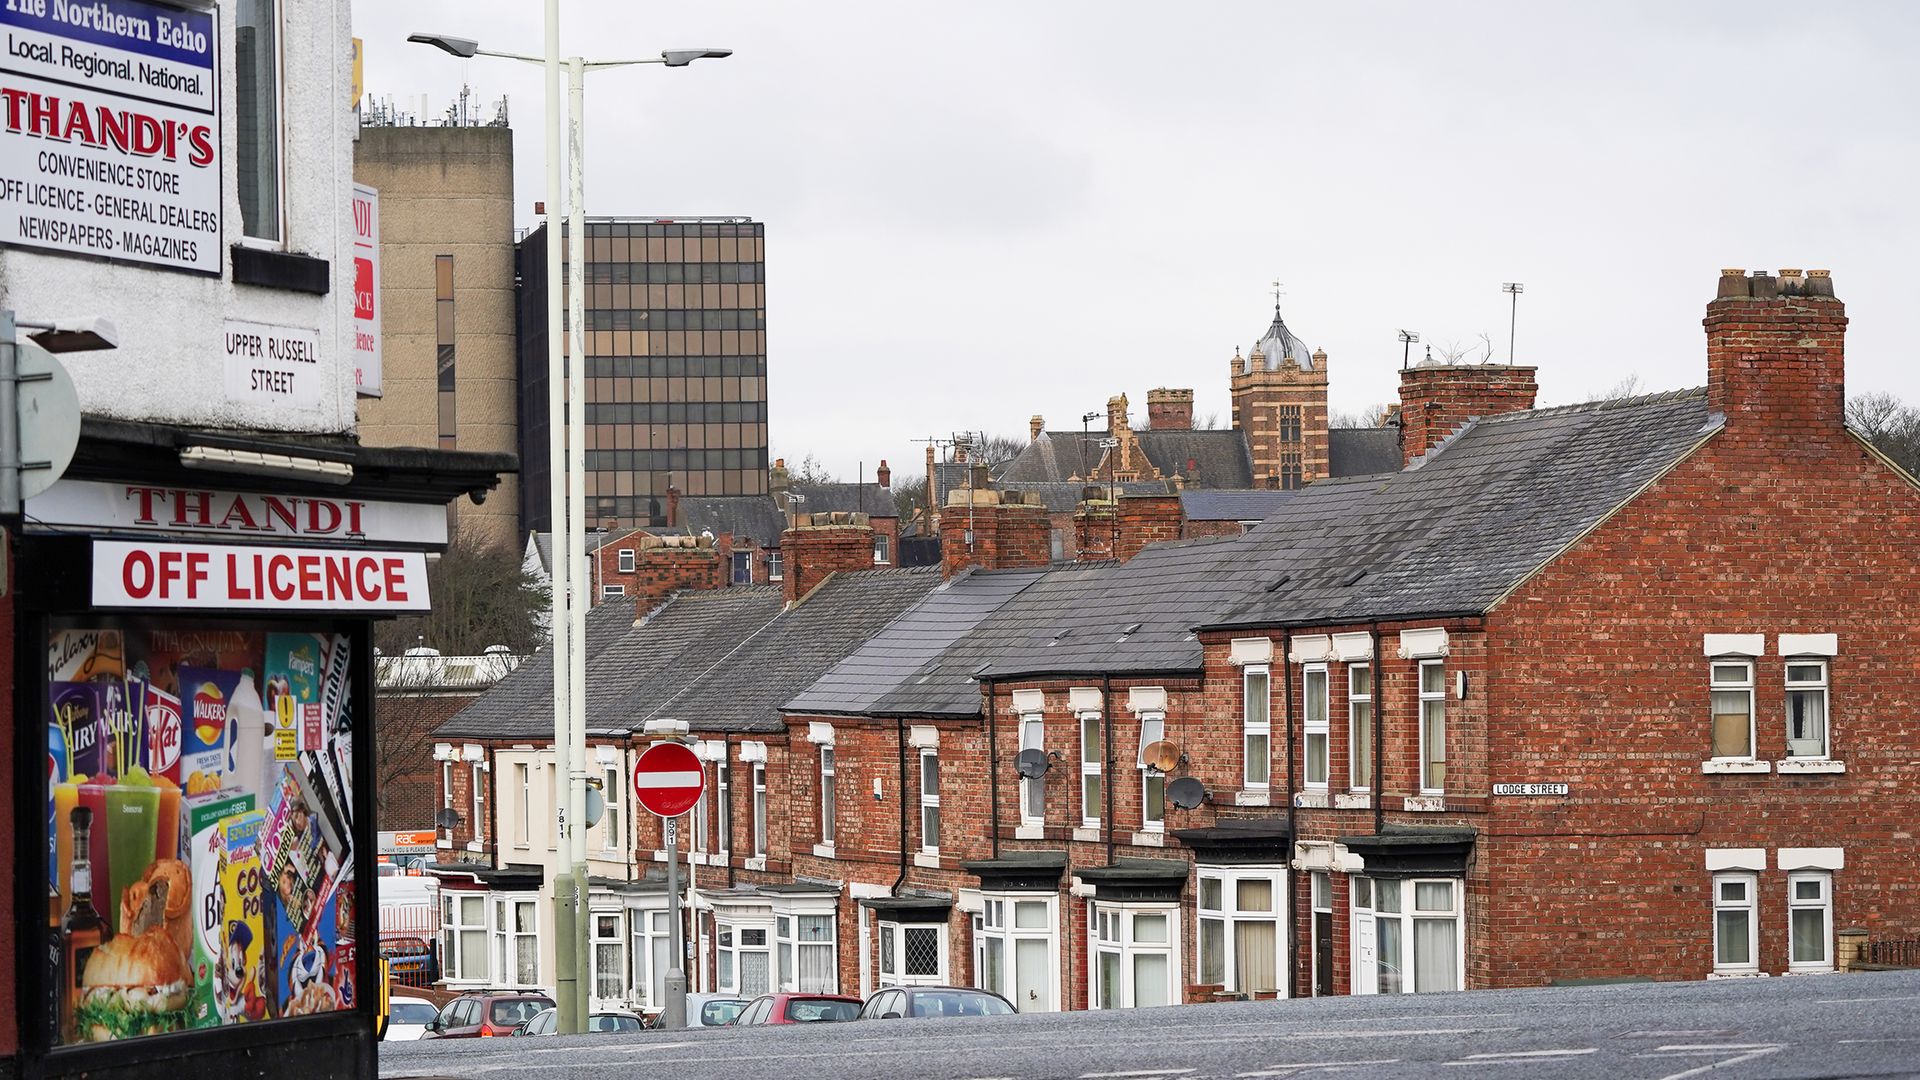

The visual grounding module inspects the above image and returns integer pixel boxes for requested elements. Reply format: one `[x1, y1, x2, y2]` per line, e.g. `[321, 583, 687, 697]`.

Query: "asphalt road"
[381, 969, 1920, 1080]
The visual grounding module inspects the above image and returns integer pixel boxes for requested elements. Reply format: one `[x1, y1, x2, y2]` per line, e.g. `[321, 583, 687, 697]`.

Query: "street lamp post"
[409, 20, 730, 1036]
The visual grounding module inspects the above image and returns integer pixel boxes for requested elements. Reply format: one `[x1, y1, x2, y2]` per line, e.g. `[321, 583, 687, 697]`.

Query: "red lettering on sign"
[126, 486, 163, 524]
[186, 551, 210, 599]
[262, 497, 300, 534]
[123, 550, 154, 598]
[297, 555, 321, 600]
[325, 556, 351, 600]
[383, 558, 408, 602]
[158, 549, 184, 596]
[219, 496, 259, 531]
[267, 554, 295, 601]
[309, 499, 341, 534]
[356, 558, 379, 600]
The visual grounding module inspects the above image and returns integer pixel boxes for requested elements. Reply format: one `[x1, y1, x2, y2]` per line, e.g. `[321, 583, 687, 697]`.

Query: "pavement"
[380, 968, 1920, 1080]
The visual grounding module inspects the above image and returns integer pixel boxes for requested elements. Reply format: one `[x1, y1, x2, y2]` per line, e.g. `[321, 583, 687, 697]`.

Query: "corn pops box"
[179, 667, 242, 801]
[214, 807, 268, 1024]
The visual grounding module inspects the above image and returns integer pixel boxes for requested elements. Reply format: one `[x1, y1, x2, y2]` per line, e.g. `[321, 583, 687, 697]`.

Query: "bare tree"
[1330, 403, 1395, 429]
[376, 535, 548, 657]
[1195, 411, 1222, 430]
[1848, 391, 1920, 474]
[890, 473, 929, 522]
[1584, 375, 1645, 402]
[372, 651, 522, 828]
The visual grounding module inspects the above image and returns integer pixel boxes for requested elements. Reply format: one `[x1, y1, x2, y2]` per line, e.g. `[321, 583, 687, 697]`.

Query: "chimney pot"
[1747, 271, 1779, 300]
[1804, 269, 1836, 297]
[1717, 269, 1748, 299]
[1030, 415, 1045, 442]
[876, 459, 891, 488]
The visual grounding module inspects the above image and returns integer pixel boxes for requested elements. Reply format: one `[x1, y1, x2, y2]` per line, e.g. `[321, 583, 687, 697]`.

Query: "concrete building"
[517, 217, 769, 534]
[354, 125, 521, 549]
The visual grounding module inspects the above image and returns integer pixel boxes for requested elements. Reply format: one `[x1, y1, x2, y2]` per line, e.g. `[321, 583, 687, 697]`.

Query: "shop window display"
[45, 621, 358, 1045]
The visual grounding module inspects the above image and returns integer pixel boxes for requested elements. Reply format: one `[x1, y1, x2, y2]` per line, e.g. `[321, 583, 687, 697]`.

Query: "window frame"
[1243, 665, 1271, 790]
[441, 890, 489, 984]
[1353, 875, 1464, 994]
[600, 763, 622, 855]
[1787, 871, 1833, 973]
[1711, 871, 1760, 976]
[972, 894, 1058, 1011]
[601, 584, 627, 598]
[629, 905, 671, 1008]
[751, 762, 768, 859]
[1784, 659, 1830, 760]
[878, 920, 948, 987]
[1303, 663, 1329, 789]
[591, 910, 626, 1004]
[1709, 658, 1757, 761]
[1348, 662, 1373, 793]
[515, 762, 530, 846]
[470, 760, 486, 843]
[1137, 710, 1166, 832]
[730, 550, 753, 584]
[1418, 660, 1446, 794]
[716, 919, 774, 996]
[873, 533, 892, 565]
[1078, 710, 1103, 828]
[234, 0, 287, 247]
[617, 549, 636, 573]
[919, 747, 941, 854]
[1195, 865, 1286, 998]
[775, 911, 838, 993]
[819, 745, 837, 847]
[766, 549, 784, 581]
[490, 893, 541, 988]
[1018, 711, 1046, 826]
[1089, 901, 1180, 1010]
[717, 760, 732, 857]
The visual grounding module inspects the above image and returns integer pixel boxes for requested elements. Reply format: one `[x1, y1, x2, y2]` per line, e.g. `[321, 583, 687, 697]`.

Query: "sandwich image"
[119, 859, 192, 964]
[77, 880, 192, 1041]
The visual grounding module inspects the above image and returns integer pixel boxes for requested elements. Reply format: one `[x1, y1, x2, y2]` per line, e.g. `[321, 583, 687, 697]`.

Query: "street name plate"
[1493, 782, 1569, 796]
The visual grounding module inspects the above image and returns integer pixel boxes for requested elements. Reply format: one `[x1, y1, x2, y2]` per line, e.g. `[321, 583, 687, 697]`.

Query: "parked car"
[731, 993, 862, 1026]
[379, 936, 440, 989]
[424, 991, 556, 1038]
[383, 996, 440, 1041]
[857, 986, 1016, 1020]
[510, 1007, 648, 1036]
[684, 993, 750, 1028]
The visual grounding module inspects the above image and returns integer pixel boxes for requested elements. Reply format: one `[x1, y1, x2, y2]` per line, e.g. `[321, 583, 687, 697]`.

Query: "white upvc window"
[235, 0, 285, 244]
[629, 907, 671, 1008]
[767, 549, 784, 581]
[1019, 712, 1046, 825]
[1137, 711, 1166, 831]
[1710, 659, 1757, 760]
[1352, 876, 1463, 994]
[691, 770, 710, 856]
[592, 911, 626, 1004]
[471, 762, 486, 842]
[973, 894, 1058, 1012]
[492, 894, 540, 988]
[919, 748, 941, 854]
[1788, 872, 1833, 973]
[776, 913, 838, 993]
[819, 747, 837, 847]
[1349, 663, 1374, 792]
[1079, 711, 1103, 827]
[873, 533, 892, 564]
[1712, 872, 1759, 975]
[601, 764, 622, 854]
[716, 921, 773, 996]
[441, 760, 454, 833]
[1418, 660, 1447, 793]
[879, 921, 947, 987]
[1196, 866, 1285, 997]
[1243, 666, 1271, 788]
[1091, 903, 1179, 1009]
[1303, 664, 1329, 789]
[440, 891, 488, 983]
[1785, 660, 1830, 760]
[717, 760, 732, 856]
[617, 548, 636, 573]
[751, 762, 768, 859]
[515, 763, 530, 845]
[602, 584, 627, 599]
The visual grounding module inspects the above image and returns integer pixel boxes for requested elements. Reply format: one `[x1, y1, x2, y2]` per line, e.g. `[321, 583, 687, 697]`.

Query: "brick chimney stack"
[1106, 394, 1130, 437]
[941, 487, 1051, 579]
[1397, 362, 1539, 466]
[1705, 268, 1846, 439]
[1146, 388, 1194, 431]
[665, 483, 681, 528]
[780, 513, 875, 605]
[596, 533, 725, 612]
[1030, 415, 1045, 442]
[1074, 487, 1185, 562]
[876, 459, 891, 489]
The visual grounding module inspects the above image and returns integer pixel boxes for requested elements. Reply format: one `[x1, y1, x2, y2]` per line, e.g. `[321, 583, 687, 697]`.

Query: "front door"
[1311, 872, 1333, 996]
[1013, 936, 1051, 1011]
[1351, 878, 1377, 995]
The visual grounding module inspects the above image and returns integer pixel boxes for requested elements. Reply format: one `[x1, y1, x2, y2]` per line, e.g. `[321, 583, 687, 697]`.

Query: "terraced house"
[434, 268, 1920, 1015]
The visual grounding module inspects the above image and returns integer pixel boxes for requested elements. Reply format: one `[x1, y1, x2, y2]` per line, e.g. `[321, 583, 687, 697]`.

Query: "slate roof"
[788, 480, 898, 519]
[1205, 389, 1720, 629]
[585, 587, 785, 736]
[431, 597, 640, 740]
[786, 567, 1051, 717]
[1000, 430, 1254, 488]
[1250, 306, 1318, 371]
[1327, 428, 1403, 477]
[1002, 480, 1169, 513]
[1179, 489, 1296, 522]
[662, 496, 787, 546]
[637, 567, 945, 733]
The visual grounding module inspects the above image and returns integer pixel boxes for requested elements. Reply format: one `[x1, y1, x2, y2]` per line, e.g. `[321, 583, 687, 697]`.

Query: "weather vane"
[1270, 280, 1286, 311]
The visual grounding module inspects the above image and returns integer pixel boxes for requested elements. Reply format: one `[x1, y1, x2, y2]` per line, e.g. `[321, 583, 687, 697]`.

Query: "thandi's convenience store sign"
[0, 0, 221, 274]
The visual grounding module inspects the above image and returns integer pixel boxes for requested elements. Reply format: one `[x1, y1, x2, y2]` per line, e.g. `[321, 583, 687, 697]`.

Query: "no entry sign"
[633, 741, 705, 818]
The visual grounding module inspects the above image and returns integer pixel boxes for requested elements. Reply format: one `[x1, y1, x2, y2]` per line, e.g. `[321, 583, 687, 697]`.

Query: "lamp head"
[408, 33, 480, 59]
[661, 48, 732, 67]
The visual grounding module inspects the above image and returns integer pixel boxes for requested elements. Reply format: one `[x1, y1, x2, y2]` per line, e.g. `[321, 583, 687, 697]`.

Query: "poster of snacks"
[45, 624, 358, 1045]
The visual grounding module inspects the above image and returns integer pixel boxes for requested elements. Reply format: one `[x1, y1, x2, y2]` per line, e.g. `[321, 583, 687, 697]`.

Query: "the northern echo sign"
[633, 741, 704, 818]
[0, 0, 222, 274]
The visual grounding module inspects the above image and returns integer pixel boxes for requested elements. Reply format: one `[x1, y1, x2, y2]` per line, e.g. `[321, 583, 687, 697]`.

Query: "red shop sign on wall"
[91, 540, 432, 611]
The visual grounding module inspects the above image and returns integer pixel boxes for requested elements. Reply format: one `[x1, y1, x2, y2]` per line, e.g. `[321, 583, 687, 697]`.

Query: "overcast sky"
[354, 1, 1920, 481]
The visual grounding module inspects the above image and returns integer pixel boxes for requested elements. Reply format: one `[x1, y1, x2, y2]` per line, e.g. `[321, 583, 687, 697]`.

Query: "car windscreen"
[909, 992, 1013, 1018]
[590, 1014, 643, 1033]
[700, 1000, 747, 1026]
[389, 1001, 440, 1024]
[492, 999, 555, 1026]
[785, 999, 859, 1023]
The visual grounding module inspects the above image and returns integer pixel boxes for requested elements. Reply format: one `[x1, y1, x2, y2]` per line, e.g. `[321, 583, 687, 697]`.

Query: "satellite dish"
[1014, 748, 1052, 779]
[1166, 776, 1207, 811]
[584, 784, 606, 829]
[433, 808, 461, 829]
[1141, 740, 1181, 774]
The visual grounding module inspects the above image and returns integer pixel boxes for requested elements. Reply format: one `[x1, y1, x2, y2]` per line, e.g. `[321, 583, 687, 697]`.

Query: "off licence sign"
[633, 741, 704, 818]
[92, 539, 431, 611]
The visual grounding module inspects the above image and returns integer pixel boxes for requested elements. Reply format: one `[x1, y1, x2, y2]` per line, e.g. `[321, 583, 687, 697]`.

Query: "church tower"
[1230, 302, 1329, 489]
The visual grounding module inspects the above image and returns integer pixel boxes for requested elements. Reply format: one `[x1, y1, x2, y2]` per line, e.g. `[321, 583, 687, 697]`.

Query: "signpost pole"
[663, 815, 686, 1029]
[1, 310, 20, 517]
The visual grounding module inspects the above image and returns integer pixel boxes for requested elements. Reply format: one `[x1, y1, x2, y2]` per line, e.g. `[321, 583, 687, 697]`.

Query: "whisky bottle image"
[61, 806, 113, 1043]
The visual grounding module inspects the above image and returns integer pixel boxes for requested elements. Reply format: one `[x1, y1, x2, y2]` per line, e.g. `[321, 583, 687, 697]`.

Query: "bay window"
[1351, 876, 1462, 994]
[630, 907, 671, 1008]
[441, 892, 488, 983]
[1349, 663, 1373, 791]
[1196, 867, 1284, 996]
[592, 912, 626, 1002]
[1788, 872, 1832, 973]
[1419, 661, 1446, 793]
[1710, 659, 1756, 760]
[1080, 711, 1103, 826]
[1243, 666, 1271, 789]
[493, 895, 540, 988]
[1785, 660, 1829, 759]
[776, 913, 838, 993]
[1712, 872, 1758, 975]
[974, 896, 1057, 1012]
[717, 922, 772, 996]
[1091, 904, 1178, 1009]
[1304, 665, 1329, 788]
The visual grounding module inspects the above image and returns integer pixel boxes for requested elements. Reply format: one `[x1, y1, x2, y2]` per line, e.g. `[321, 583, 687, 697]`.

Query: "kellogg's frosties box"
[179, 667, 241, 801]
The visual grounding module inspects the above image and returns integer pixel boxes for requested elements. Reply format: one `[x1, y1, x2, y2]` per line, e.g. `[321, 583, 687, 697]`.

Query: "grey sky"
[354, 1, 1920, 481]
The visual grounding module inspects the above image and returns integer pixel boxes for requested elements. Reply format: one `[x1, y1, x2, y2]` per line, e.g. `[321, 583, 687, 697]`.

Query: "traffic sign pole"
[635, 741, 705, 1030]
[663, 814, 686, 1029]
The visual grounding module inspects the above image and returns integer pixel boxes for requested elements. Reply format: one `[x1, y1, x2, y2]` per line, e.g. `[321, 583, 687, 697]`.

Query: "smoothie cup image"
[103, 783, 161, 921]
[154, 784, 183, 863]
